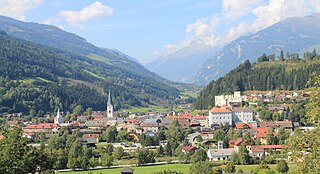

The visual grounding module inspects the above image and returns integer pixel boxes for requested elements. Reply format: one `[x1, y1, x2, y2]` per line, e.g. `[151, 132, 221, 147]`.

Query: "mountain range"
[0, 16, 179, 114]
[195, 13, 320, 85]
[147, 13, 320, 85]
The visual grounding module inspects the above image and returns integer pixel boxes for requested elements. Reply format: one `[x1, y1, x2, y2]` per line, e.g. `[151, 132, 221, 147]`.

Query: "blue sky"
[0, 0, 319, 64]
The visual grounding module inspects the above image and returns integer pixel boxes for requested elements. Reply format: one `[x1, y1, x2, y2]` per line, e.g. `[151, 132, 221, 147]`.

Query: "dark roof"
[121, 167, 134, 172]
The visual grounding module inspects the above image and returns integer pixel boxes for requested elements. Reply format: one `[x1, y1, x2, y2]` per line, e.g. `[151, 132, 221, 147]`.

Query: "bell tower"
[107, 89, 114, 117]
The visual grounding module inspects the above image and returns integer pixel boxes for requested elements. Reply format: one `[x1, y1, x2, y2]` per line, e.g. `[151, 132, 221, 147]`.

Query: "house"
[259, 121, 293, 131]
[253, 128, 277, 145]
[23, 123, 60, 134]
[181, 146, 198, 155]
[268, 107, 285, 114]
[228, 138, 252, 151]
[235, 123, 253, 130]
[207, 148, 235, 161]
[193, 115, 208, 127]
[139, 122, 159, 134]
[231, 107, 253, 123]
[208, 107, 232, 126]
[82, 134, 100, 142]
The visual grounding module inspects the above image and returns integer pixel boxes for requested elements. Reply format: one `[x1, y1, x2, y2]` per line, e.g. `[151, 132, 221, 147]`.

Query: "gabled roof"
[178, 113, 193, 119]
[210, 107, 232, 113]
[182, 146, 198, 151]
[24, 123, 59, 129]
[232, 107, 253, 112]
[193, 115, 207, 119]
[235, 123, 253, 129]
[121, 167, 134, 172]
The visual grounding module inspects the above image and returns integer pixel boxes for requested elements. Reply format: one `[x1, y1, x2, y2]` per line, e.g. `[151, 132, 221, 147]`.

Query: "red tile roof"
[256, 145, 283, 149]
[24, 123, 59, 129]
[0, 134, 4, 140]
[210, 107, 232, 113]
[253, 128, 269, 133]
[182, 146, 198, 151]
[179, 113, 193, 119]
[193, 115, 207, 119]
[93, 115, 104, 120]
[251, 146, 264, 152]
[235, 123, 253, 129]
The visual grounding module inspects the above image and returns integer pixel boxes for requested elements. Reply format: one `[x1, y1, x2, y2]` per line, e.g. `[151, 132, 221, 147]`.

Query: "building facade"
[208, 107, 233, 126]
[232, 107, 253, 123]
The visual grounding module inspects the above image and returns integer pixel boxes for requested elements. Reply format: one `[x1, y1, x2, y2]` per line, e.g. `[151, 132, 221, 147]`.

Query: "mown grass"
[58, 164, 191, 174]
[58, 163, 295, 174]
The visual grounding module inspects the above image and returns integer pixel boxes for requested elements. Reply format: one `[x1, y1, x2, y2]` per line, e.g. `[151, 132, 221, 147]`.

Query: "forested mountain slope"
[193, 52, 320, 109]
[0, 15, 169, 85]
[0, 31, 179, 115]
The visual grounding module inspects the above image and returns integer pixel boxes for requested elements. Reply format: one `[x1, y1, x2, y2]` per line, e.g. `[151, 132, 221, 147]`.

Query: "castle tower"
[54, 108, 64, 124]
[107, 89, 114, 117]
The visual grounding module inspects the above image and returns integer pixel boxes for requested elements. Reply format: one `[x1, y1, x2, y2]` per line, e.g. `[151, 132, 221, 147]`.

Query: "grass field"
[57, 163, 287, 174]
[58, 164, 191, 174]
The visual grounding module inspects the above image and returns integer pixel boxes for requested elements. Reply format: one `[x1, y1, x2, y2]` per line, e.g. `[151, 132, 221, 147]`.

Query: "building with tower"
[54, 108, 64, 124]
[107, 90, 114, 117]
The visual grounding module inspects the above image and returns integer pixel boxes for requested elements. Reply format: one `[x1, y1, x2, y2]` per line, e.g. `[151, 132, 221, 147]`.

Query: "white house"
[208, 107, 232, 126]
[232, 107, 253, 123]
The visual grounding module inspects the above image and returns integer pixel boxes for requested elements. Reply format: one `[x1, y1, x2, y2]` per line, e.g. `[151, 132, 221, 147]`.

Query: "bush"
[276, 160, 289, 173]
[189, 161, 213, 174]
[237, 169, 244, 173]
[224, 162, 236, 173]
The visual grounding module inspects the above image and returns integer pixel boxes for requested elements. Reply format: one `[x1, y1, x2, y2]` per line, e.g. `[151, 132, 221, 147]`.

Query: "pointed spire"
[57, 108, 60, 117]
[107, 89, 112, 106]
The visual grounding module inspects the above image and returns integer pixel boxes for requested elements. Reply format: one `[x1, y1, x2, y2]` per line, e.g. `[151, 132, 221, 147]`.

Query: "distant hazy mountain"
[195, 13, 320, 85]
[146, 45, 217, 83]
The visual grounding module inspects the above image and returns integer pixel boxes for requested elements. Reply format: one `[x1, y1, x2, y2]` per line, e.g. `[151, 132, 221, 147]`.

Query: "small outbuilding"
[121, 167, 134, 174]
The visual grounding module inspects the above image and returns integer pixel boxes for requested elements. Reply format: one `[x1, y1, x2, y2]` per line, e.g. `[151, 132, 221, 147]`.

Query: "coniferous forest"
[0, 31, 180, 115]
[194, 51, 320, 110]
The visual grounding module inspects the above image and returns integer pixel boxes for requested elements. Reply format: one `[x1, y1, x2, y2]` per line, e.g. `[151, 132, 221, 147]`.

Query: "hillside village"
[1, 89, 312, 167]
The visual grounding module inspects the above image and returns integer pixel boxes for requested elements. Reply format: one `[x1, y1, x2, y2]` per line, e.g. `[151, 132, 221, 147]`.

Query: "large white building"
[215, 91, 247, 107]
[232, 107, 253, 123]
[209, 107, 233, 126]
[208, 107, 253, 126]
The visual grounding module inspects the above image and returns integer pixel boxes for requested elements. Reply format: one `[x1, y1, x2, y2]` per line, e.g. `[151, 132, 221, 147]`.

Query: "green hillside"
[0, 31, 179, 115]
[193, 52, 320, 109]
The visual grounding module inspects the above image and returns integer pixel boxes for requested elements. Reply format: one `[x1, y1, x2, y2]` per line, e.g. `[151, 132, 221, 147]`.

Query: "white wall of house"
[232, 110, 253, 123]
[209, 112, 232, 126]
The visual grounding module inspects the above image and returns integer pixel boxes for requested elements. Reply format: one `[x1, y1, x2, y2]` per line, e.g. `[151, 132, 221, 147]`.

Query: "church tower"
[107, 89, 114, 117]
[54, 108, 64, 124]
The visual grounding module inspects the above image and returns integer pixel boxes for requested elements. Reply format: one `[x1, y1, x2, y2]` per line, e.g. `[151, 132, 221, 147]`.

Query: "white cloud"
[161, 0, 320, 57]
[222, 0, 263, 20]
[58, 1, 113, 28]
[0, 0, 42, 20]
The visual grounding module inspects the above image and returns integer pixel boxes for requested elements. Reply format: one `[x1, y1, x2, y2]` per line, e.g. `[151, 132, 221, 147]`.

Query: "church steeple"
[54, 108, 64, 124]
[107, 89, 114, 117]
[107, 89, 112, 106]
